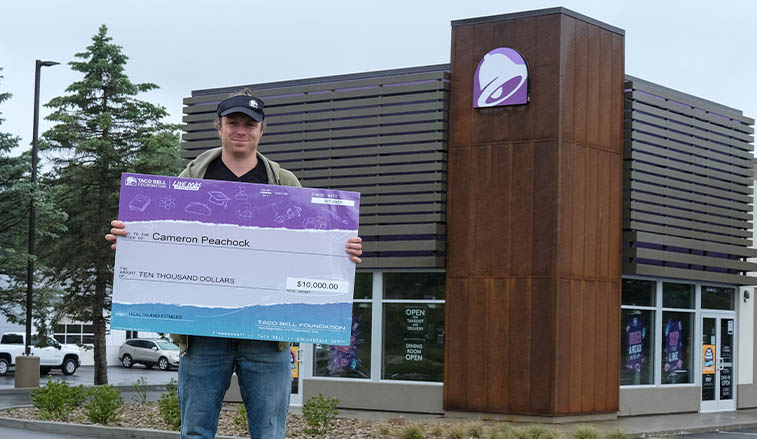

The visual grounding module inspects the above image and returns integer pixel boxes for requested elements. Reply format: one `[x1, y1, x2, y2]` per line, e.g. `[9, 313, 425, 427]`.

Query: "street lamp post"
[25, 59, 59, 355]
[17, 60, 58, 389]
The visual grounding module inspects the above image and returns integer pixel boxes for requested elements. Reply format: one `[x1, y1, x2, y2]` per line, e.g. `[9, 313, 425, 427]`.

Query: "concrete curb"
[0, 416, 244, 439]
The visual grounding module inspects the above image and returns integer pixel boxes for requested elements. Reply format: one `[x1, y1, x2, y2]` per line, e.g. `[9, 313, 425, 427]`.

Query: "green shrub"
[302, 394, 339, 436]
[490, 431, 511, 439]
[399, 423, 426, 439]
[513, 427, 531, 439]
[527, 424, 559, 439]
[84, 385, 123, 425]
[429, 424, 444, 437]
[572, 425, 601, 439]
[69, 384, 88, 408]
[445, 423, 466, 439]
[490, 422, 514, 439]
[233, 405, 248, 431]
[468, 421, 485, 437]
[158, 378, 181, 431]
[604, 431, 627, 439]
[375, 422, 392, 437]
[132, 376, 148, 404]
[30, 379, 85, 421]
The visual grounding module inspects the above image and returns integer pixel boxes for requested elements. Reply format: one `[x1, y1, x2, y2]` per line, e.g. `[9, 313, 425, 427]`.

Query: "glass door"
[700, 314, 736, 412]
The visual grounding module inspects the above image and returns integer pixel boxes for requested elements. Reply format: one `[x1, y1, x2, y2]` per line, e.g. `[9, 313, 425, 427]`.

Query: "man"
[106, 89, 362, 438]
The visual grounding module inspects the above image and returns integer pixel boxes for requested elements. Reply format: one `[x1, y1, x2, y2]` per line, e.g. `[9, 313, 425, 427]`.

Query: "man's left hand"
[346, 237, 362, 264]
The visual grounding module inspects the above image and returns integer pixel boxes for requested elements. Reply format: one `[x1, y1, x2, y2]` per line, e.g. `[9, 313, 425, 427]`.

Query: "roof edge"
[192, 63, 451, 97]
[451, 7, 624, 36]
[625, 74, 755, 124]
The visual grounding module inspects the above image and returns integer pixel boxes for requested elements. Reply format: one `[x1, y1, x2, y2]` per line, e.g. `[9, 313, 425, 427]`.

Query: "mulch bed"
[0, 403, 430, 438]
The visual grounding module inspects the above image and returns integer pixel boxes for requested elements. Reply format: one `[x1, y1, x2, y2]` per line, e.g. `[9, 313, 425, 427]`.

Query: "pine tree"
[42, 25, 182, 384]
[0, 68, 65, 334]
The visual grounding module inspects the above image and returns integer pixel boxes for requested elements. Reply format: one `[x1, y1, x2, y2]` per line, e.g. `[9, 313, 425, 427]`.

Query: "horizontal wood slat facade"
[182, 66, 449, 269]
[623, 76, 757, 285]
[445, 9, 623, 416]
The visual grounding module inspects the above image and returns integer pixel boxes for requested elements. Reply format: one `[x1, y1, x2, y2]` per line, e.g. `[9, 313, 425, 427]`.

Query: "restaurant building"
[181, 8, 756, 418]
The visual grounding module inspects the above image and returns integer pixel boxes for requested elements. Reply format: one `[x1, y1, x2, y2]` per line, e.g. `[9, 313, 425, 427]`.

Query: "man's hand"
[105, 220, 128, 250]
[346, 237, 362, 264]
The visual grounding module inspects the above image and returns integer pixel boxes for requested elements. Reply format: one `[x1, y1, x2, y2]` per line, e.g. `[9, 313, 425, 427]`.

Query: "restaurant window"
[382, 273, 445, 382]
[662, 282, 695, 309]
[660, 282, 695, 384]
[660, 311, 694, 384]
[313, 273, 372, 379]
[383, 272, 445, 300]
[620, 279, 656, 385]
[622, 278, 655, 307]
[621, 278, 700, 387]
[701, 286, 735, 310]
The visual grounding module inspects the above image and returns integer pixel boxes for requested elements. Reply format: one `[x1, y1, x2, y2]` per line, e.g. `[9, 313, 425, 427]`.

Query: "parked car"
[0, 332, 81, 376]
[118, 338, 180, 370]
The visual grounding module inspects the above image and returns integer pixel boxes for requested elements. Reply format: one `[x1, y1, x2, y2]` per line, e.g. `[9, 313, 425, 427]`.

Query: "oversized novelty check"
[110, 173, 359, 345]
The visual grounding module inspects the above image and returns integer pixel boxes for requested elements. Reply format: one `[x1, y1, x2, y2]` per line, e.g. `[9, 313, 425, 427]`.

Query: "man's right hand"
[105, 220, 128, 250]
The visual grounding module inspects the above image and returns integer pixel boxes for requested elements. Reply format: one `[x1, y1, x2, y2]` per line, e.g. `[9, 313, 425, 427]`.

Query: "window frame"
[303, 270, 446, 386]
[379, 271, 446, 383]
[53, 321, 95, 347]
[621, 276, 738, 389]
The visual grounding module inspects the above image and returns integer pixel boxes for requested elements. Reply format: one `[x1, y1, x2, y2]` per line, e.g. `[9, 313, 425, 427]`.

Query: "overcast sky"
[1, 0, 755, 155]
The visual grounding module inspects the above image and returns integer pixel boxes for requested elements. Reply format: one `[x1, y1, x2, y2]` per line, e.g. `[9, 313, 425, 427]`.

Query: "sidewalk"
[328, 407, 757, 437]
[582, 409, 757, 436]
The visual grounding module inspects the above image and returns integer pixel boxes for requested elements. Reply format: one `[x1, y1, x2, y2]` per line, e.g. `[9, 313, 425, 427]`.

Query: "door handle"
[718, 357, 724, 371]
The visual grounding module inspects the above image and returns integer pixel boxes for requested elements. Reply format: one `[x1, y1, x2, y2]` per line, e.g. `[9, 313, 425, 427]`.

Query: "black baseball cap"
[217, 95, 265, 121]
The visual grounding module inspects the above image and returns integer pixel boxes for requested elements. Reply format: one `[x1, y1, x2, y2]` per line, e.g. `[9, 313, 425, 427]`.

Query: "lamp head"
[38, 60, 60, 67]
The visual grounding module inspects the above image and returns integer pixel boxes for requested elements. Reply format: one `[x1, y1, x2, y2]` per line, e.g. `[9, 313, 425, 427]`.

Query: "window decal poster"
[111, 173, 360, 345]
[664, 319, 684, 372]
[625, 315, 646, 371]
[327, 315, 362, 374]
[290, 346, 299, 379]
[702, 344, 715, 375]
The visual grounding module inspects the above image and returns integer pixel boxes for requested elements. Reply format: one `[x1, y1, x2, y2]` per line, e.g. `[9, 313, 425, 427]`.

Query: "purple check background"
[118, 173, 360, 231]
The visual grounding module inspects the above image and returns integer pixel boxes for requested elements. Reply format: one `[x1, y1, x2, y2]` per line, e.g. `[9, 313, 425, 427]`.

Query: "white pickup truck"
[0, 332, 81, 376]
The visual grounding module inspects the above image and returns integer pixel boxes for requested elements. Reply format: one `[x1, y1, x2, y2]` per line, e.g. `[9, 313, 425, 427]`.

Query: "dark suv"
[118, 338, 179, 370]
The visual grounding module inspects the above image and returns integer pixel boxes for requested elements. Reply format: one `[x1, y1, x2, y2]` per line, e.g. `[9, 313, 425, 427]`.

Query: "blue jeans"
[178, 336, 291, 439]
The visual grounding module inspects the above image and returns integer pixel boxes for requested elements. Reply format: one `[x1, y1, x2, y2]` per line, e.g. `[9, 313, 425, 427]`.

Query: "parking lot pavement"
[0, 425, 87, 438]
[675, 428, 757, 439]
[0, 365, 178, 390]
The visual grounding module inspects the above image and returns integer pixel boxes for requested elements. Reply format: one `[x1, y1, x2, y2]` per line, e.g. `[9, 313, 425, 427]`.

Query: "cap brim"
[219, 107, 264, 122]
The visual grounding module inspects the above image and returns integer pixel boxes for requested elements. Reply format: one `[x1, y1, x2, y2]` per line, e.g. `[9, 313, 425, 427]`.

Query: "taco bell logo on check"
[172, 181, 202, 191]
[126, 176, 167, 189]
[473, 47, 529, 108]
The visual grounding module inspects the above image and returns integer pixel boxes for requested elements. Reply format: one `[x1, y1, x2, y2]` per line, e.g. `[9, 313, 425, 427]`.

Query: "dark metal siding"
[182, 65, 449, 270]
[623, 75, 757, 285]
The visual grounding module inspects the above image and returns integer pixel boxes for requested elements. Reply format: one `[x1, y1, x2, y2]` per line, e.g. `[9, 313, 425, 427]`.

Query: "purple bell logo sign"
[473, 47, 529, 108]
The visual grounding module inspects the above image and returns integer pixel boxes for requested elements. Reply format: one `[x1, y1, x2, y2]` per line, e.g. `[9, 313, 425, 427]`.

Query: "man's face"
[218, 113, 263, 157]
